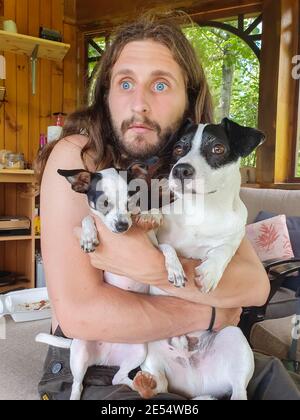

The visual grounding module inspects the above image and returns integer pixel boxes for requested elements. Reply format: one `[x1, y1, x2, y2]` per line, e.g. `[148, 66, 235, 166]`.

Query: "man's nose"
[172, 163, 195, 181]
[131, 88, 150, 114]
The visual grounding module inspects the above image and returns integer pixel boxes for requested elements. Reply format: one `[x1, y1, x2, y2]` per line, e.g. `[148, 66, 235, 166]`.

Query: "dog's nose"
[115, 221, 129, 233]
[172, 163, 195, 180]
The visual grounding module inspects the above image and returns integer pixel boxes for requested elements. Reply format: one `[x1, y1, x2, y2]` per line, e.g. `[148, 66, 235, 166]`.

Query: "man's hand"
[75, 216, 170, 285]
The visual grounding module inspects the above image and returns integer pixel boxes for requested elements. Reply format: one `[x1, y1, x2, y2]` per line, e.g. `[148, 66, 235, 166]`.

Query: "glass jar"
[6, 153, 25, 169]
[0, 150, 12, 168]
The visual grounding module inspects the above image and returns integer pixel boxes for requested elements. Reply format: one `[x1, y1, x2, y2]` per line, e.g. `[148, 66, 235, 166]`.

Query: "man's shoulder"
[45, 134, 96, 173]
[57, 134, 90, 151]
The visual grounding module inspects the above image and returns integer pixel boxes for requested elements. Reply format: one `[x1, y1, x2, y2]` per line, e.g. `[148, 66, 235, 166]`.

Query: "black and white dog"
[36, 118, 265, 400]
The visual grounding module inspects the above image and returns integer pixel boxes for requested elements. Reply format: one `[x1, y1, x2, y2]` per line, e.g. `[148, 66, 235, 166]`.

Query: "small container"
[34, 207, 41, 236]
[6, 153, 25, 169]
[36, 253, 46, 288]
[3, 287, 51, 322]
[47, 112, 66, 143]
[0, 149, 12, 168]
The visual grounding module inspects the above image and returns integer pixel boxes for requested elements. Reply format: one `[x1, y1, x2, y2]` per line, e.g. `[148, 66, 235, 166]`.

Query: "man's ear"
[57, 169, 97, 194]
[221, 118, 266, 158]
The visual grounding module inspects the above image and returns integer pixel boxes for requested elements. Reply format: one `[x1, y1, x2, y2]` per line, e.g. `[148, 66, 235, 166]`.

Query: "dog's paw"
[195, 260, 222, 293]
[166, 262, 187, 288]
[80, 231, 100, 253]
[135, 213, 163, 230]
[133, 371, 157, 399]
[159, 244, 187, 288]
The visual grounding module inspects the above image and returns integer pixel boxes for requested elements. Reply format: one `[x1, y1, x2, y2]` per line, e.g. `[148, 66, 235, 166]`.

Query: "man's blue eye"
[121, 81, 133, 90]
[154, 82, 167, 92]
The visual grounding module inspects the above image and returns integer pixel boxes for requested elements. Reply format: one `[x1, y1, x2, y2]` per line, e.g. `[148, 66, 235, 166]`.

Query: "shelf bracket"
[30, 45, 39, 95]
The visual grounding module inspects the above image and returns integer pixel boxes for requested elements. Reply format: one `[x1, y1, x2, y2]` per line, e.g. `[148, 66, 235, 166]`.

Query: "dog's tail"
[35, 333, 72, 349]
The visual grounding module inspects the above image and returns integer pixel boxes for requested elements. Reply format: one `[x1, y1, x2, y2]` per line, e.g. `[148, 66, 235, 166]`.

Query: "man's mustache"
[121, 117, 162, 135]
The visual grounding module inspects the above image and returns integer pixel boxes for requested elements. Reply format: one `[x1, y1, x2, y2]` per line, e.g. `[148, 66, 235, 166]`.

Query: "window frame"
[290, 7, 300, 182]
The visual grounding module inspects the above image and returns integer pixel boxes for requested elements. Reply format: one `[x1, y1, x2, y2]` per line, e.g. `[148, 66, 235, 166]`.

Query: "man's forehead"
[111, 40, 185, 81]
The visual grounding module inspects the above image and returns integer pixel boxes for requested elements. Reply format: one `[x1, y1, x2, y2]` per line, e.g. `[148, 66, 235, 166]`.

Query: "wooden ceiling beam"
[76, 0, 262, 31]
[64, 0, 77, 25]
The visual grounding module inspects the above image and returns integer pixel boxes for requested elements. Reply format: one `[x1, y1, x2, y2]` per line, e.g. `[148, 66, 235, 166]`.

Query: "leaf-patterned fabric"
[246, 215, 294, 261]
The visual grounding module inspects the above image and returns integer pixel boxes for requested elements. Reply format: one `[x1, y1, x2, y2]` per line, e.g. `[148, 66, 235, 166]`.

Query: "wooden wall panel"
[0, 0, 78, 168]
[275, 0, 299, 182]
[4, 0, 17, 272]
[28, 0, 41, 164]
[40, 0, 52, 137]
[4, 0, 17, 155]
[16, 0, 29, 160]
[63, 21, 77, 114]
[0, 0, 78, 275]
[51, 0, 64, 117]
[256, 0, 281, 184]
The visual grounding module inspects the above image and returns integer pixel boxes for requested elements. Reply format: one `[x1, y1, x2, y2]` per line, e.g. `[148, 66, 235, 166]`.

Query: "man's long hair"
[35, 10, 214, 184]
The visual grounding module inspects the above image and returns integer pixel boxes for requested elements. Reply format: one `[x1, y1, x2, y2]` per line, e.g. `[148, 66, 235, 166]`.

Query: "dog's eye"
[212, 144, 225, 155]
[173, 146, 184, 156]
[104, 200, 109, 207]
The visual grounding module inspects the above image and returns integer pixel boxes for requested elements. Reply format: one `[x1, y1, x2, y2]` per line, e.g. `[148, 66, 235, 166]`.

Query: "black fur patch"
[200, 119, 265, 169]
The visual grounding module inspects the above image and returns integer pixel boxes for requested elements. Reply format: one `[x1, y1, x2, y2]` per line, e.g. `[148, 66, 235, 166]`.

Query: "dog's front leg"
[80, 215, 99, 253]
[195, 234, 244, 293]
[158, 244, 187, 288]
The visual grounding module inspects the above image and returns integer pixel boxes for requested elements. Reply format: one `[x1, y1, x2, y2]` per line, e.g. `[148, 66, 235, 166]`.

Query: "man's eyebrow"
[149, 70, 178, 83]
[112, 69, 179, 83]
[112, 69, 135, 80]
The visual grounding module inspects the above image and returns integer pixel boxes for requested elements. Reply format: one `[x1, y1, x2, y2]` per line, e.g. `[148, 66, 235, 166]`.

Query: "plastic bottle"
[38, 134, 47, 155]
[47, 112, 66, 143]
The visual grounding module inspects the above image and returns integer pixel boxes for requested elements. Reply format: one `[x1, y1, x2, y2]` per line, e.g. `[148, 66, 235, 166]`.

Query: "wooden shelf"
[0, 173, 36, 291]
[0, 280, 30, 294]
[0, 235, 32, 242]
[0, 30, 70, 61]
[0, 169, 35, 183]
[0, 169, 34, 174]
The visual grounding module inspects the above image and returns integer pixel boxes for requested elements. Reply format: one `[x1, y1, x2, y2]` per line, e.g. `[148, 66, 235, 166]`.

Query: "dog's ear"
[221, 118, 266, 158]
[57, 169, 99, 194]
[127, 162, 149, 183]
[171, 118, 197, 143]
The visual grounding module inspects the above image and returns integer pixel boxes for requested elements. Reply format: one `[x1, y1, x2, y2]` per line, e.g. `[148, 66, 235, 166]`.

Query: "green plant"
[183, 21, 260, 167]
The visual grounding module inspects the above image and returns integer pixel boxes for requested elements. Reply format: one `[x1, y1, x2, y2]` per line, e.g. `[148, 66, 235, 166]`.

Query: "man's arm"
[90, 213, 270, 310]
[156, 237, 271, 309]
[41, 137, 240, 343]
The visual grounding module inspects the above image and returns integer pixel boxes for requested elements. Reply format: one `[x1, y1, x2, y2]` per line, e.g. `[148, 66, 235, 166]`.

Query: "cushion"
[246, 215, 294, 262]
[255, 211, 300, 258]
[250, 315, 300, 362]
[266, 288, 298, 319]
[240, 188, 300, 224]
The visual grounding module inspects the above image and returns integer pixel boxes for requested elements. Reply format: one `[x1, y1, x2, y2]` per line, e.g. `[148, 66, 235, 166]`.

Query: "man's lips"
[128, 125, 154, 133]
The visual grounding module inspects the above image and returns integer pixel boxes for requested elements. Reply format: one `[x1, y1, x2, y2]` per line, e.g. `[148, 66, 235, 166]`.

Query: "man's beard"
[111, 116, 183, 160]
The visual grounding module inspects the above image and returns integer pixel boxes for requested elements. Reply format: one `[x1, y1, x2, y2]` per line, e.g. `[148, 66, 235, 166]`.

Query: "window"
[87, 36, 107, 78]
[184, 16, 262, 167]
